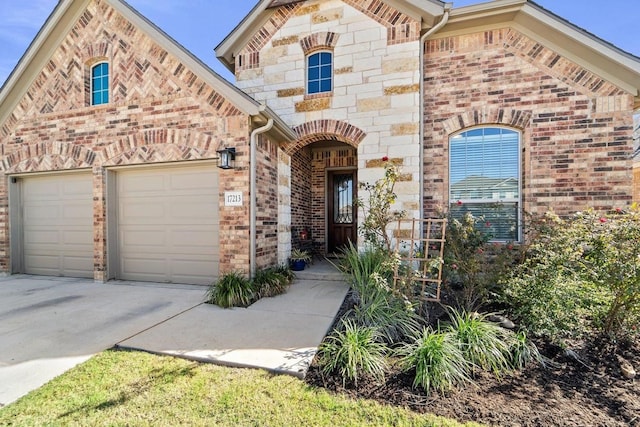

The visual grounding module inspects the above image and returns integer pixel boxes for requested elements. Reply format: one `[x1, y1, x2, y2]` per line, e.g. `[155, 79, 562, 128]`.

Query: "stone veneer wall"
[423, 28, 635, 220]
[235, 0, 424, 249]
[0, 0, 252, 279]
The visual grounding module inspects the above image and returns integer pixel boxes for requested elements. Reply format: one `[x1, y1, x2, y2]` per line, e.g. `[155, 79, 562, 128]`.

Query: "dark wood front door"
[328, 170, 357, 253]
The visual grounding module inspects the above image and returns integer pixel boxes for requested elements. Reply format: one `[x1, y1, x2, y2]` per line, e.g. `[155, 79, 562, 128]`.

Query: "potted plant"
[290, 248, 312, 271]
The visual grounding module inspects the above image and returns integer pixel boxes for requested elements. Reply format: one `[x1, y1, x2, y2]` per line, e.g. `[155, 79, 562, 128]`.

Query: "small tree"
[357, 157, 405, 252]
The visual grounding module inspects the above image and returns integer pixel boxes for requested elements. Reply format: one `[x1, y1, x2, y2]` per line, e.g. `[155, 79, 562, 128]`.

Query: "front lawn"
[0, 349, 480, 427]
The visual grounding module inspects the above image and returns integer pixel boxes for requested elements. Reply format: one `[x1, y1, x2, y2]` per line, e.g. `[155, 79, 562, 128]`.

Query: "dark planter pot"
[291, 260, 306, 271]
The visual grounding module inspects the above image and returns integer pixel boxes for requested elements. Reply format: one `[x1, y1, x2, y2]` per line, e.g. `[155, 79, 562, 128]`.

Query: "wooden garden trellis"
[392, 218, 447, 303]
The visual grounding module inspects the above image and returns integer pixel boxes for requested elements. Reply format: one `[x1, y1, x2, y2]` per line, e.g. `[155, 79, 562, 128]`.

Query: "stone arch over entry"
[285, 119, 366, 154]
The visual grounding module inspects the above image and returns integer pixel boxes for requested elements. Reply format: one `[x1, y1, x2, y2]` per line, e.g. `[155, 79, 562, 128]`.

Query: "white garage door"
[117, 164, 219, 285]
[21, 172, 94, 278]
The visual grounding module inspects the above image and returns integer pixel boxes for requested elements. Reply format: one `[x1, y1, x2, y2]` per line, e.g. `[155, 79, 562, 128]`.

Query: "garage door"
[21, 172, 94, 278]
[117, 164, 219, 285]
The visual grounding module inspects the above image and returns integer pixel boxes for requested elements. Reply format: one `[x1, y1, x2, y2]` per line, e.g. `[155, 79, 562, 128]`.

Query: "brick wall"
[423, 28, 635, 221]
[0, 0, 252, 279]
[255, 135, 280, 269]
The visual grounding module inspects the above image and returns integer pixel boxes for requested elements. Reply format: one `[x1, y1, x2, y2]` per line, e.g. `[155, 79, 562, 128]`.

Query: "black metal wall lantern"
[216, 147, 236, 169]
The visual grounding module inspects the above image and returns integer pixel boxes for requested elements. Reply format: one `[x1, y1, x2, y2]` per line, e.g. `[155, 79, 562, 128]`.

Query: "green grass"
[0, 350, 481, 427]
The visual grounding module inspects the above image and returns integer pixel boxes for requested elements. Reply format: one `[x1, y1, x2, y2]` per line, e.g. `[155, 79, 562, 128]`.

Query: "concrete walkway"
[0, 261, 348, 406]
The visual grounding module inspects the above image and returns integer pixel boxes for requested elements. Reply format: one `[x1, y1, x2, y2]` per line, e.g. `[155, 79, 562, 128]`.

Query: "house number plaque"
[224, 191, 243, 206]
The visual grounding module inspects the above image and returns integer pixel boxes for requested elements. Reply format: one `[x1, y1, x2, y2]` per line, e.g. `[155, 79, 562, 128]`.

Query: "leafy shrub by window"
[503, 207, 640, 342]
[318, 318, 388, 386]
[442, 211, 522, 311]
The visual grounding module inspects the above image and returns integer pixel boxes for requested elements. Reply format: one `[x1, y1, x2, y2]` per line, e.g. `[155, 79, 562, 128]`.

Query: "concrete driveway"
[0, 275, 204, 406]
[0, 264, 348, 407]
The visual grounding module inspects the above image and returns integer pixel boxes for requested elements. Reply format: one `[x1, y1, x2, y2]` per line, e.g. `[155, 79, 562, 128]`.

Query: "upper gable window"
[449, 127, 521, 241]
[91, 62, 109, 106]
[307, 51, 332, 95]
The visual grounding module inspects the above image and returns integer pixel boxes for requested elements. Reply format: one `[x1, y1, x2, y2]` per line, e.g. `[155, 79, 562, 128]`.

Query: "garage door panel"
[21, 173, 93, 279]
[117, 165, 219, 285]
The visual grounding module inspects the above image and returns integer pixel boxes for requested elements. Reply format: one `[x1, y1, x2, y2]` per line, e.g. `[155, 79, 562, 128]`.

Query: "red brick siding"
[423, 28, 635, 220]
[0, 0, 252, 279]
[291, 147, 312, 242]
[255, 135, 280, 269]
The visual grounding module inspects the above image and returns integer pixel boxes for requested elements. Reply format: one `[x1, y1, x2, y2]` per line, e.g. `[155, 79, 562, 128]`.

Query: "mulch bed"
[305, 293, 640, 427]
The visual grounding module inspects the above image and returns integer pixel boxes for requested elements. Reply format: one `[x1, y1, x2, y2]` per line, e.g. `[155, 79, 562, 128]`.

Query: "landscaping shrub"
[205, 272, 255, 308]
[356, 158, 406, 252]
[443, 211, 522, 311]
[348, 289, 421, 345]
[397, 327, 471, 395]
[503, 207, 640, 342]
[337, 243, 422, 344]
[318, 318, 388, 386]
[253, 266, 292, 298]
[445, 309, 511, 375]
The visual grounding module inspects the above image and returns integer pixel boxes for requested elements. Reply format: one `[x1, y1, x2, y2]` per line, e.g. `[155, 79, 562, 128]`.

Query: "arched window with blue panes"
[307, 51, 332, 95]
[449, 127, 521, 241]
[91, 62, 109, 106]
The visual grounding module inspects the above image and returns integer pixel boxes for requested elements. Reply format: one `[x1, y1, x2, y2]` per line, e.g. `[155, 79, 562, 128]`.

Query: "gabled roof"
[442, 0, 640, 108]
[215, 0, 446, 72]
[217, 0, 640, 109]
[0, 0, 296, 141]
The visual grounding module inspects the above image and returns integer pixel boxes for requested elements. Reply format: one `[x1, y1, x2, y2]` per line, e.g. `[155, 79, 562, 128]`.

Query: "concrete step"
[293, 259, 345, 282]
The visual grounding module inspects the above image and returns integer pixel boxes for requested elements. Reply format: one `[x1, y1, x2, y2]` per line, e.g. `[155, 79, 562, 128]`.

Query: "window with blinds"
[449, 127, 521, 241]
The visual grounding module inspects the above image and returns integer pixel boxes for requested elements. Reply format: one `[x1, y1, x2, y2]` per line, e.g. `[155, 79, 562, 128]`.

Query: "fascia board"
[215, 1, 272, 73]
[517, 3, 640, 96]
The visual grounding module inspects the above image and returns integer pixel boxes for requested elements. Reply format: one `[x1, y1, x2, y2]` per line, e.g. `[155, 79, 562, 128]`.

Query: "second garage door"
[116, 164, 219, 285]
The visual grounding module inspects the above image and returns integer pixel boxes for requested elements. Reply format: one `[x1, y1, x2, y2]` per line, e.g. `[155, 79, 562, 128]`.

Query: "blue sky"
[0, 0, 638, 87]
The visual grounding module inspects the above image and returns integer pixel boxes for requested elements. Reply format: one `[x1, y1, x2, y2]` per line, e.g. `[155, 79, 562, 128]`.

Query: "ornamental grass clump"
[318, 318, 388, 386]
[253, 266, 292, 298]
[205, 272, 254, 308]
[446, 309, 512, 375]
[398, 327, 472, 395]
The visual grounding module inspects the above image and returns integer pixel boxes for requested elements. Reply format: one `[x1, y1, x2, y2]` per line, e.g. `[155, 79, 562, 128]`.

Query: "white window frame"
[91, 61, 110, 106]
[448, 126, 522, 242]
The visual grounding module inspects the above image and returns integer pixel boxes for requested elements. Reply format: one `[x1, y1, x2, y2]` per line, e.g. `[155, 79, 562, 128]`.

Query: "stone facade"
[423, 28, 635, 218]
[235, 0, 424, 251]
[0, 0, 254, 280]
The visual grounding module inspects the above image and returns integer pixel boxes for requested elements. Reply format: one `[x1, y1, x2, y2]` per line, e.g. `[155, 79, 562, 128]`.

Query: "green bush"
[443, 211, 521, 311]
[318, 318, 388, 386]
[446, 309, 511, 375]
[205, 272, 255, 308]
[503, 207, 640, 342]
[397, 327, 471, 395]
[253, 266, 292, 298]
[348, 289, 421, 345]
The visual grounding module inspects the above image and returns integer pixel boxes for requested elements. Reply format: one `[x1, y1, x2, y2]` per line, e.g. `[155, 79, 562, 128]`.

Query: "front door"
[328, 170, 357, 253]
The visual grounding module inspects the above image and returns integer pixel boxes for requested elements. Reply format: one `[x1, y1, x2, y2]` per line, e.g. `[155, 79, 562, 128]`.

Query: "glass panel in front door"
[333, 174, 353, 224]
